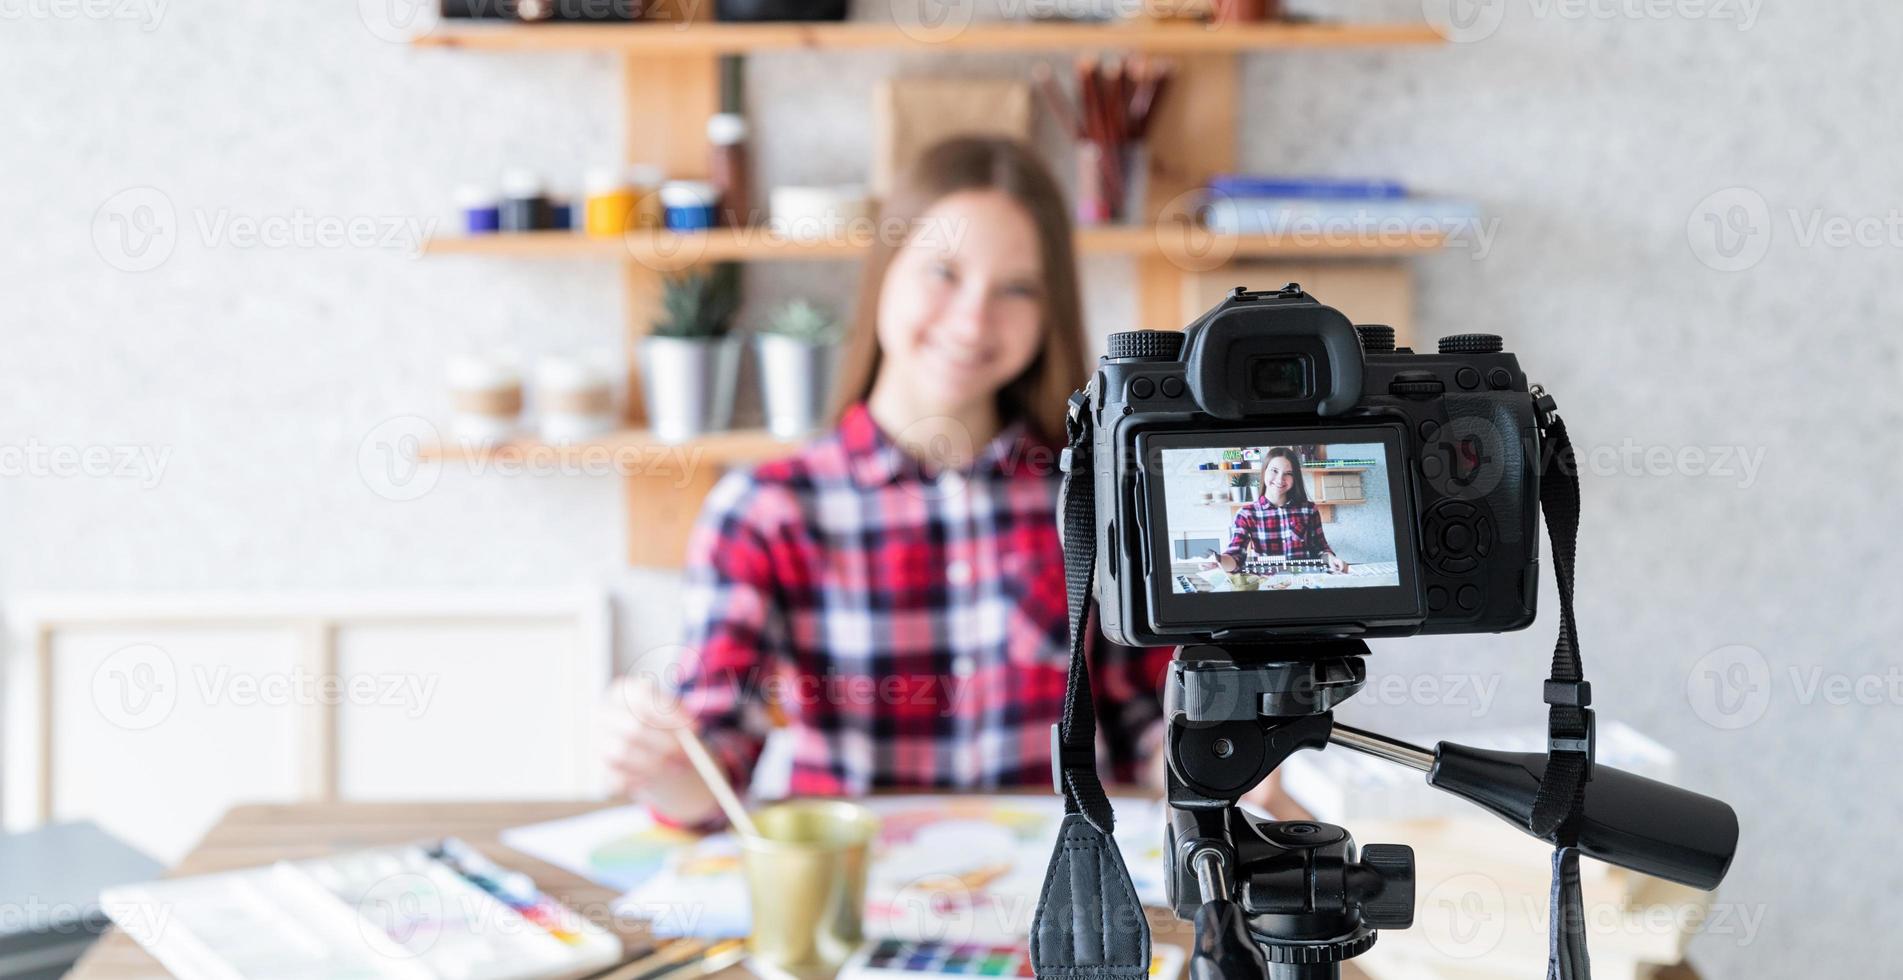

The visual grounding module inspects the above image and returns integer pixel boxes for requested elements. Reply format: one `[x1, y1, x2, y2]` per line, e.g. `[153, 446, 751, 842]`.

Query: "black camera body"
[1088, 284, 1543, 647]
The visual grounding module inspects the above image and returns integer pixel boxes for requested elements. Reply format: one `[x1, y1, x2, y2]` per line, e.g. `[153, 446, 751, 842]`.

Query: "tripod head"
[1161, 640, 1738, 980]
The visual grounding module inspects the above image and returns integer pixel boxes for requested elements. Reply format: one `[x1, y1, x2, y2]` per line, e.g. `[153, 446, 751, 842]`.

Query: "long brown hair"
[829, 137, 1087, 446]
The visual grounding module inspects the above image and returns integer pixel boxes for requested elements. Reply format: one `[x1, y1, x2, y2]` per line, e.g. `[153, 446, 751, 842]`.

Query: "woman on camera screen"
[1216, 447, 1351, 574]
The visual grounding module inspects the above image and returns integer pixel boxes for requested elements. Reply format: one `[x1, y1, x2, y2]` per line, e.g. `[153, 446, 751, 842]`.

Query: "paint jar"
[660, 180, 719, 232]
[707, 113, 752, 227]
[445, 353, 523, 444]
[499, 169, 553, 233]
[629, 164, 666, 229]
[535, 354, 619, 443]
[549, 196, 573, 232]
[583, 166, 636, 237]
[768, 185, 870, 242]
[455, 185, 500, 235]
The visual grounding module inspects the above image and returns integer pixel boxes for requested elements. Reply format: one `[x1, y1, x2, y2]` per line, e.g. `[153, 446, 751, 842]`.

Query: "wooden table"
[68, 800, 1360, 980]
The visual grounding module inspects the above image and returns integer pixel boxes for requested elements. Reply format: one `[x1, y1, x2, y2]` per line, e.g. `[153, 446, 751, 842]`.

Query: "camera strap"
[1529, 385, 1595, 980]
[1030, 385, 1152, 980]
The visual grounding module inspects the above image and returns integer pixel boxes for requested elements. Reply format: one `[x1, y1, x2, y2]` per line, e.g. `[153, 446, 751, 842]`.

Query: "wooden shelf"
[423, 227, 1448, 265]
[421, 427, 798, 465]
[411, 20, 1445, 55]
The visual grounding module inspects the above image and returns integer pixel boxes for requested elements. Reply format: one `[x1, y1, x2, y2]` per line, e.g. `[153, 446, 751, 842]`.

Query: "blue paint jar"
[660, 181, 719, 232]
[456, 185, 500, 235]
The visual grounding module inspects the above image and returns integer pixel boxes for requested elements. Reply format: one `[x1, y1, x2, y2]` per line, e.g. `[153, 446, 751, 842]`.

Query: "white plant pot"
[755, 334, 835, 440]
[640, 335, 741, 443]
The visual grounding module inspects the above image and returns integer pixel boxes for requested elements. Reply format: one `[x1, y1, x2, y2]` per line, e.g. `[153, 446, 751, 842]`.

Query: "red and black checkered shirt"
[1222, 498, 1334, 561]
[676, 403, 1172, 798]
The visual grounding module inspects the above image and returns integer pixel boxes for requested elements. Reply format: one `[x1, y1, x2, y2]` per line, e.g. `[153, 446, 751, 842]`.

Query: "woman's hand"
[601, 676, 724, 828]
[1325, 553, 1349, 574]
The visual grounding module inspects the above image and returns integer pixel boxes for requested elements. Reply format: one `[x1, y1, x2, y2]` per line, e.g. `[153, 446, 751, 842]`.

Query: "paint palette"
[839, 940, 1184, 980]
[101, 838, 622, 980]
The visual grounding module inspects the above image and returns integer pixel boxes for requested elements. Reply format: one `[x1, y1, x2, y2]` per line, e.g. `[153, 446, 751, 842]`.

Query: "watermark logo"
[0, 440, 172, 489]
[1686, 644, 1772, 729]
[92, 643, 178, 731]
[357, 0, 436, 43]
[359, 416, 444, 502]
[91, 187, 438, 272]
[93, 187, 176, 273]
[1420, 871, 1507, 959]
[0, 0, 169, 31]
[1687, 186, 1772, 272]
[356, 872, 442, 957]
[891, 0, 977, 44]
[1423, 0, 1509, 43]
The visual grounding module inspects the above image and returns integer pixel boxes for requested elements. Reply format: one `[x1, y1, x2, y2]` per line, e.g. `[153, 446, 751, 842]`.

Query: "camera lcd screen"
[1139, 426, 1422, 632]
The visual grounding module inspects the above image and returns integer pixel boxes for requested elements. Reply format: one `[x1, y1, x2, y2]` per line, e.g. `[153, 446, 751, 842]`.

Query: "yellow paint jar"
[583, 166, 636, 238]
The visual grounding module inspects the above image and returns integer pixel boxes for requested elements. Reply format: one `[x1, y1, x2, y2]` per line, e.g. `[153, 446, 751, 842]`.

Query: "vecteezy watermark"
[1357, 671, 1504, 718]
[0, 439, 172, 490]
[1424, 0, 1761, 43]
[1687, 644, 1903, 730]
[359, 416, 444, 502]
[631, 210, 970, 272]
[1577, 439, 1767, 488]
[0, 0, 168, 30]
[1150, 189, 1502, 273]
[1689, 185, 1903, 272]
[92, 187, 438, 272]
[356, 416, 723, 502]
[91, 644, 442, 730]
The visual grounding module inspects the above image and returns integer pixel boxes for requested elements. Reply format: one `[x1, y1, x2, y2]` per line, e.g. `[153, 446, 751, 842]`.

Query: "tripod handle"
[1428, 742, 1737, 890]
[1327, 725, 1738, 890]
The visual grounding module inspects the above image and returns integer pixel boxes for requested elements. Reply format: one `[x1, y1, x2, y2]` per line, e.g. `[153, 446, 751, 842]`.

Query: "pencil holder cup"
[741, 800, 880, 980]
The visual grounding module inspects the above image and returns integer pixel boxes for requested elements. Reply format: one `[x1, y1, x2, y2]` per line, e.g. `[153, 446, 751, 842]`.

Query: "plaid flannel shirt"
[1222, 498, 1334, 562]
[675, 403, 1172, 799]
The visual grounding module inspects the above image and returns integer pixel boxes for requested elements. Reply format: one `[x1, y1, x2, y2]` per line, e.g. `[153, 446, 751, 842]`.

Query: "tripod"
[1161, 639, 1406, 980]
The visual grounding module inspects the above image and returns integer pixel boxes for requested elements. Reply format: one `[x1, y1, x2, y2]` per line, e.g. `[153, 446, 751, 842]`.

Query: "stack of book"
[1200, 175, 1480, 240]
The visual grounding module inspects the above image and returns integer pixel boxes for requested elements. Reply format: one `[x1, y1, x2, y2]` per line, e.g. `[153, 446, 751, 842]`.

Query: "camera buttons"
[1161, 377, 1184, 398]
[1456, 367, 1482, 390]
[1488, 368, 1514, 390]
[1456, 585, 1482, 610]
[1131, 377, 1156, 398]
[1418, 419, 1440, 441]
[1427, 586, 1450, 611]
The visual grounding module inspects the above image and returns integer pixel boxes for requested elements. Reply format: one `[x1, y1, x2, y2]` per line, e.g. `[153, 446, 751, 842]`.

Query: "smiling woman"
[599, 138, 1175, 828]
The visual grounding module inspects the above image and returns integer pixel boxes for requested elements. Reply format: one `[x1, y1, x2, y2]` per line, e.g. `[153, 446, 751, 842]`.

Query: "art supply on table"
[767, 184, 870, 242]
[839, 939, 1185, 980]
[446, 351, 524, 443]
[550, 194, 574, 231]
[501, 795, 1172, 944]
[501, 168, 555, 232]
[534, 353, 619, 442]
[647, 939, 747, 980]
[584, 166, 637, 238]
[673, 727, 761, 839]
[100, 838, 620, 980]
[1035, 57, 1173, 226]
[660, 180, 719, 231]
[457, 183, 501, 234]
[706, 113, 752, 227]
[740, 800, 880, 980]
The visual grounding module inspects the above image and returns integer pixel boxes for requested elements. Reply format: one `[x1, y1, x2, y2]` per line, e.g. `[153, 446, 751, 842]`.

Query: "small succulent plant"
[761, 299, 842, 345]
[652, 263, 742, 340]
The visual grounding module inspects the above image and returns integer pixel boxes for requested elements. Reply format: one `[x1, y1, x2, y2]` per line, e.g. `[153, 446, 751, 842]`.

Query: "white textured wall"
[4, 1, 1900, 975]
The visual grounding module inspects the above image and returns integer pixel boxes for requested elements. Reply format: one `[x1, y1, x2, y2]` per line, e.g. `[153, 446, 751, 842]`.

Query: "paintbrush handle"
[674, 727, 759, 839]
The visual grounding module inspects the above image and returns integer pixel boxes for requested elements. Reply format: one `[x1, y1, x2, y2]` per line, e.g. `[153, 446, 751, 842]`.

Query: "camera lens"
[1247, 354, 1310, 399]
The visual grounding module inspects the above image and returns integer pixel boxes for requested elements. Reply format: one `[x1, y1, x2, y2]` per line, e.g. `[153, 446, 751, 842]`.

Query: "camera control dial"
[1437, 333, 1505, 354]
[1108, 329, 1185, 361]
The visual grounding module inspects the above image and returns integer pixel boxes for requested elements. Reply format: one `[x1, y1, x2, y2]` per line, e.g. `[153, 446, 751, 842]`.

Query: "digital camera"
[1088, 284, 1543, 646]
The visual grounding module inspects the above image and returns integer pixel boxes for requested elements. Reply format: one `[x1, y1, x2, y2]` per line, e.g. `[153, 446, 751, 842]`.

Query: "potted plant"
[640, 263, 742, 442]
[754, 299, 842, 439]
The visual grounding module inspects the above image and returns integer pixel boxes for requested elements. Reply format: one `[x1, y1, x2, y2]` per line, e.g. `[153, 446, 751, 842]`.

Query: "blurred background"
[4, 0, 1899, 977]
